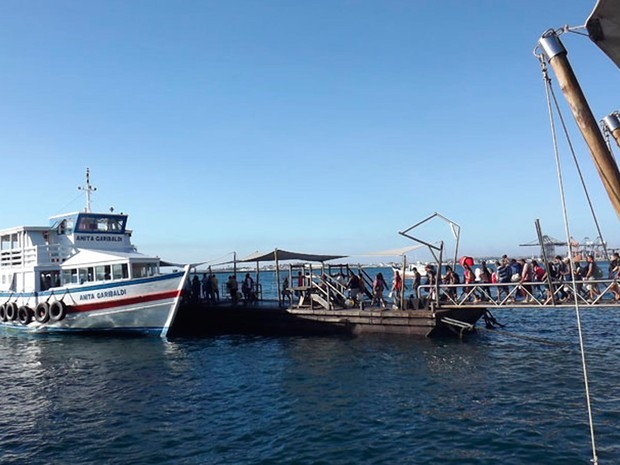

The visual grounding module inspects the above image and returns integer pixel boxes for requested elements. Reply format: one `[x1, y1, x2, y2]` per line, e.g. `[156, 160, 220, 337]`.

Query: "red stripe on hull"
[71, 290, 181, 313]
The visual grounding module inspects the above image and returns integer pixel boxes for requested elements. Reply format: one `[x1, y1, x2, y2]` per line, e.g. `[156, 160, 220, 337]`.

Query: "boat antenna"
[78, 168, 97, 213]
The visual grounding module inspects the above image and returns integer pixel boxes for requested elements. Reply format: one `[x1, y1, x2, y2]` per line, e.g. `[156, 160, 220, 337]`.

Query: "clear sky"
[1, 0, 618, 264]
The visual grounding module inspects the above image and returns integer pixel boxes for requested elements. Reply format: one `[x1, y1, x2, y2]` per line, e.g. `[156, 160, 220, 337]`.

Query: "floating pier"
[169, 300, 485, 338]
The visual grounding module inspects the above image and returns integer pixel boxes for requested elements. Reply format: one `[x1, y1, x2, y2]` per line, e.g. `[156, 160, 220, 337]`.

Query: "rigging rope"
[538, 55, 598, 465]
[546, 71, 610, 260]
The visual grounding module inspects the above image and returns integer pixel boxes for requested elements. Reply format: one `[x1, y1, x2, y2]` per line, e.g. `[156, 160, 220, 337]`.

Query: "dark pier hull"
[169, 301, 485, 338]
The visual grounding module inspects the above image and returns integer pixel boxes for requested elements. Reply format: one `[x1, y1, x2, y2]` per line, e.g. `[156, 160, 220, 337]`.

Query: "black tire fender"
[5, 302, 18, 321]
[34, 302, 50, 324]
[49, 301, 66, 322]
[17, 306, 33, 325]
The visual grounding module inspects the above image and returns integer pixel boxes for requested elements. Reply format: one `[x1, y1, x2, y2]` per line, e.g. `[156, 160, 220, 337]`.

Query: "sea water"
[1, 271, 619, 464]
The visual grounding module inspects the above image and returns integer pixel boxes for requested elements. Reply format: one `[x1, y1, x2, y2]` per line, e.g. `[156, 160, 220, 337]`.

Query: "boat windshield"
[75, 214, 127, 234]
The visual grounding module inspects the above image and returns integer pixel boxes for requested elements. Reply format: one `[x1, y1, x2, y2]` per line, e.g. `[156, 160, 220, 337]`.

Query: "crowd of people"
[342, 252, 620, 308]
[186, 252, 620, 309]
[419, 252, 620, 304]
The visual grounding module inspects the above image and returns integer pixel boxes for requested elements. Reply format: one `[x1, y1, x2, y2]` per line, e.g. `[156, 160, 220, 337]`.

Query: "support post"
[539, 31, 620, 218]
[275, 249, 281, 306]
[401, 255, 406, 310]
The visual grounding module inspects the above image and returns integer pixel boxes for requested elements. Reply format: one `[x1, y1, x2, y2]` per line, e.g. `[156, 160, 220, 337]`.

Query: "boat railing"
[0, 244, 72, 268]
[417, 278, 620, 307]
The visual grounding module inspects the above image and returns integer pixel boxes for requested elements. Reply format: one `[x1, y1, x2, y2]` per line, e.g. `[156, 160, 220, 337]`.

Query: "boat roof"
[61, 249, 158, 267]
[0, 225, 50, 235]
[587, 0, 620, 68]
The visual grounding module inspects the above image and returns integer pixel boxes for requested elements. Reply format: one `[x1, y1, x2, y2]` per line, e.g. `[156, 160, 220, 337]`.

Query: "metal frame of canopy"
[398, 212, 462, 307]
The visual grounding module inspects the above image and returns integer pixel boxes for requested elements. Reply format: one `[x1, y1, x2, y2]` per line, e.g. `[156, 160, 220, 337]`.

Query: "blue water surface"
[0, 307, 619, 465]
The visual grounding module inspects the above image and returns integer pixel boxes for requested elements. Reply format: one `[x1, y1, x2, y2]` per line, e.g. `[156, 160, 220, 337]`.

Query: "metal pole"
[275, 249, 281, 306]
[535, 219, 555, 305]
[401, 255, 406, 310]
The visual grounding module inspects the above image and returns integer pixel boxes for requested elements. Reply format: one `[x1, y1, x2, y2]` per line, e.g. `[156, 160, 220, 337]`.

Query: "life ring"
[49, 301, 66, 322]
[34, 302, 50, 324]
[17, 306, 33, 325]
[0, 304, 6, 322]
[5, 302, 18, 321]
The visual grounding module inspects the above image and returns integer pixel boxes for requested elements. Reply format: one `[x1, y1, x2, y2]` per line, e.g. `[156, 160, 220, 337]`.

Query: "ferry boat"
[0, 170, 189, 336]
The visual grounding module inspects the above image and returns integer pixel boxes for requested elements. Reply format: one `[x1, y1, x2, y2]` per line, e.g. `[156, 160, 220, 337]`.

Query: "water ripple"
[0, 309, 619, 464]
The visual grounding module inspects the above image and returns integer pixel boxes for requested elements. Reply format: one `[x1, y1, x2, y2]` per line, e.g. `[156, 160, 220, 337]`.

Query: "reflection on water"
[0, 308, 619, 464]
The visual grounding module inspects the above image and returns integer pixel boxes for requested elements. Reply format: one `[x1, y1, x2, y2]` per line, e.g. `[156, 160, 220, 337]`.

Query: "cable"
[539, 56, 598, 465]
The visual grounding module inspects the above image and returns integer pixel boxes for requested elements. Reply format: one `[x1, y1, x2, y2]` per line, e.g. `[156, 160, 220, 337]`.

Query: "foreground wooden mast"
[539, 30, 620, 218]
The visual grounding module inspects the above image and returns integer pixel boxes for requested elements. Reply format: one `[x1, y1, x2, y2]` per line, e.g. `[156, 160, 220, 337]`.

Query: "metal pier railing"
[418, 279, 620, 308]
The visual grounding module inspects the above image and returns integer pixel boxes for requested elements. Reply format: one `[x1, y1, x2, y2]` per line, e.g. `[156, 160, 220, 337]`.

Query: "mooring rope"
[538, 55, 598, 465]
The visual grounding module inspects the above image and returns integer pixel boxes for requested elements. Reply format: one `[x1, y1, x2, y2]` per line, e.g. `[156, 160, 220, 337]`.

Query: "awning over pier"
[353, 244, 426, 257]
[238, 249, 346, 263]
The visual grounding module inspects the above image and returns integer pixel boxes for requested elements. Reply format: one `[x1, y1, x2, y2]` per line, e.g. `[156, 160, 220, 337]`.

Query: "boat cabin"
[0, 211, 161, 294]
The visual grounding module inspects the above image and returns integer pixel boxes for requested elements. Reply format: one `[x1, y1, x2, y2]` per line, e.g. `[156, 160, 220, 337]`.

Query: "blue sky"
[0, 1, 618, 264]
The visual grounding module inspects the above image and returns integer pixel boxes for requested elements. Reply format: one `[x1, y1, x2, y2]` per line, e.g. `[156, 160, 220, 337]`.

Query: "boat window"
[57, 219, 74, 235]
[61, 269, 78, 285]
[1, 234, 20, 250]
[40, 274, 50, 290]
[95, 265, 112, 281]
[40, 271, 61, 290]
[131, 263, 158, 278]
[112, 263, 128, 280]
[79, 268, 89, 285]
[75, 214, 126, 233]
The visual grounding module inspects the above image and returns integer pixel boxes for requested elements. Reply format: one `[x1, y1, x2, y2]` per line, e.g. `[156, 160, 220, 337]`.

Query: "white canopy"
[587, 0, 620, 68]
[351, 244, 426, 257]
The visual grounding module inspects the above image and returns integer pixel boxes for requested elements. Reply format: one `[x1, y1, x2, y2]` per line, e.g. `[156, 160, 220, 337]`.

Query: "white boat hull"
[0, 271, 187, 335]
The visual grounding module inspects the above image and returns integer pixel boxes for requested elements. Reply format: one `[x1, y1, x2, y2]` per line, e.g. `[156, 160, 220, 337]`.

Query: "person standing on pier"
[424, 264, 437, 300]
[371, 272, 389, 308]
[210, 274, 219, 303]
[191, 275, 201, 304]
[585, 254, 601, 301]
[443, 266, 458, 300]
[358, 271, 368, 300]
[411, 267, 421, 299]
[550, 256, 568, 301]
[281, 277, 292, 306]
[242, 273, 254, 304]
[390, 271, 403, 308]
[227, 275, 239, 304]
[462, 262, 476, 302]
[347, 272, 361, 302]
[496, 259, 511, 300]
[201, 273, 211, 301]
[608, 253, 620, 300]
